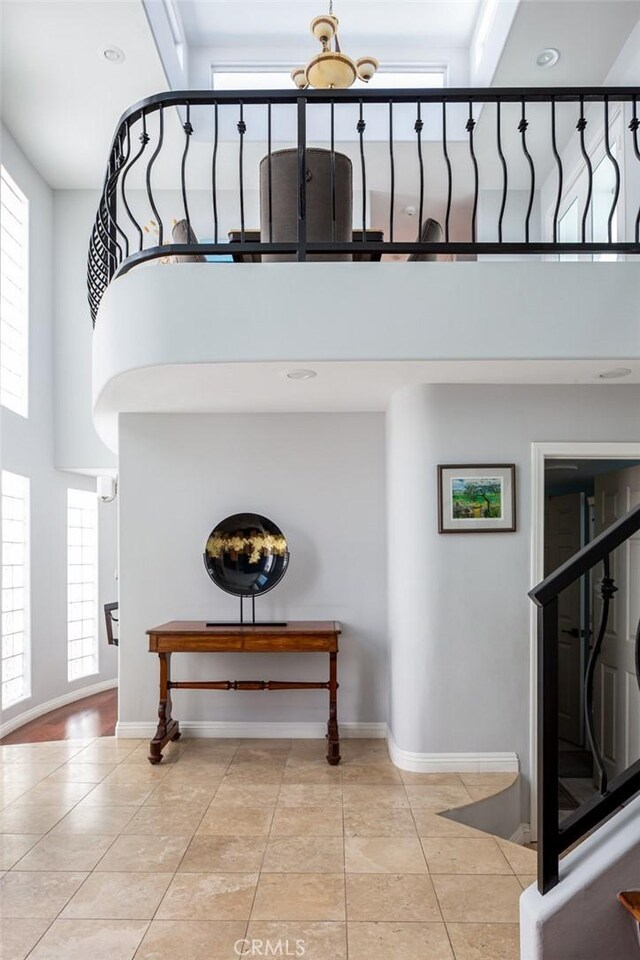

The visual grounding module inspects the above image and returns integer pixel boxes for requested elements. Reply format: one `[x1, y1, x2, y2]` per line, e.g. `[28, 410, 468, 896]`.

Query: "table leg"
[326, 650, 341, 765]
[149, 652, 180, 764]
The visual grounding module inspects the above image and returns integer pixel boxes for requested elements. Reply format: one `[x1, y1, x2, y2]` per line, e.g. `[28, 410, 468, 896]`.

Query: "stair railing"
[530, 501, 640, 893]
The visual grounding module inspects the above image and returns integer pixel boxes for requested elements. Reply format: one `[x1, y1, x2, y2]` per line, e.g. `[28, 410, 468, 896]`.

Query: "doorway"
[530, 443, 640, 840]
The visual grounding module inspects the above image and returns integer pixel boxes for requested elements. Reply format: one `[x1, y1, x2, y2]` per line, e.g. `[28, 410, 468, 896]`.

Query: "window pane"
[1, 470, 30, 708]
[1, 166, 29, 417]
[67, 489, 99, 681]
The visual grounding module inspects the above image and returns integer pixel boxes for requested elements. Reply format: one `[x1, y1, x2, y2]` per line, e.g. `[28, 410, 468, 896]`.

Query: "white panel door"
[593, 466, 640, 782]
[545, 493, 583, 745]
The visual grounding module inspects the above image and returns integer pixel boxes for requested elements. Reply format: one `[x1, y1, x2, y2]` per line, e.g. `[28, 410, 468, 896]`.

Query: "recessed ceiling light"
[101, 46, 125, 64]
[284, 368, 317, 380]
[595, 367, 632, 380]
[536, 48, 560, 69]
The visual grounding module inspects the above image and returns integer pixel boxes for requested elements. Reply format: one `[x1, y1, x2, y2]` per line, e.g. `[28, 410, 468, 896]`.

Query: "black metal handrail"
[88, 85, 640, 324]
[529, 502, 640, 894]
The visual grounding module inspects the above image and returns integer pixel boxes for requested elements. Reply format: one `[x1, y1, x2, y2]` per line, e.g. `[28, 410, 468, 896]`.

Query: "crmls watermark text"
[234, 939, 306, 957]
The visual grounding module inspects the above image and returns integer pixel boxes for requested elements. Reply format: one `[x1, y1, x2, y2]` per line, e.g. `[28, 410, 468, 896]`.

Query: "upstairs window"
[1, 471, 30, 709]
[67, 489, 99, 681]
[211, 66, 445, 90]
[1, 166, 29, 417]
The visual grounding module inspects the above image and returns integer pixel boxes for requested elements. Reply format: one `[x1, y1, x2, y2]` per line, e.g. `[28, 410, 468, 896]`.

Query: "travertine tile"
[94, 834, 190, 872]
[79, 783, 155, 806]
[246, 921, 347, 960]
[399, 772, 466, 785]
[27, 918, 148, 960]
[282, 758, 342, 784]
[222, 764, 285, 784]
[0, 784, 31, 807]
[412, 811, 490, 839]
[134, 920, 246, 960]
[16, 781, 95, 806]
[0, 834, 42, 870]
[99, 764, 171, 785]
[14, 834, 114, 872]
[0, 763, 60, 784]
[446, 922, 520, 959]
[345, 837, 427, 873]
[211, 782, 280, 807]
[432, 875, 522, 923]
[0, 918, 51, 960]
[347, 921, 454, 960]
[0, 805, 70, 835]
[45, 764, 116, 784]
[0, 871, 87, 918]
[497, 838, 537, 874]
[346, 873, 442, 921]
[179, 836, 266, 873]
[122, 803, 205, 836]
[271, 805, 343, 837]
[156, 872, 258, 920]
[51, 804, 138, 836]
[143, 781, 218, 808]
[340, 764, 402, 784]
[421, 837, 512, 875]
[404, 784, 473, 811]
[262, 836, 344, 873]
[460, 774, 517, 801]
[277, 784, 342, 808]
[251, 873, 346, 921]
[518, 874, 536, 890]
[343, 807, 417, 838]
[61, 872, 172, 920]
[342, 784, 408, 808]
[197, 805, 273, 837]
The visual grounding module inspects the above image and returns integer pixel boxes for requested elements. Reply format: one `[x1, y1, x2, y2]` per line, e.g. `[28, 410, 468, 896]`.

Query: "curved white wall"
[386, 383, 640, 818]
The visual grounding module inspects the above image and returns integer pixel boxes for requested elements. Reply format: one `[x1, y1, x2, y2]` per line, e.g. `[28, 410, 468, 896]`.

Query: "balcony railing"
[88, 86, 640, 324]
[530, 503, 640, 894]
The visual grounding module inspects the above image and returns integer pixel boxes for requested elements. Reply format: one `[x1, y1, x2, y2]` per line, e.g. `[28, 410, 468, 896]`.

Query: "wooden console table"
[147, 620, 341, 766]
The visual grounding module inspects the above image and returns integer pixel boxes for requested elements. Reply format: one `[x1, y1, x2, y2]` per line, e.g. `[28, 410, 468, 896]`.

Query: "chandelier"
[291, 1, 379, 90]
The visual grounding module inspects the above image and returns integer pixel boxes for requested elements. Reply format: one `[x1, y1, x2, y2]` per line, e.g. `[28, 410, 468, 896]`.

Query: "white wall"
[117, 412, 387, 731]
[386, 384, 640, 819]
[0, 125, 118, 730]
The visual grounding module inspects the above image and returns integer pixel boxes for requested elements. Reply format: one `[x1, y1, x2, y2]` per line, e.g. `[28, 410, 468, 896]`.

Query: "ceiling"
[178, 0, 483, 49]
[94, 358, 640, 451]
[1, 0, 638, 189]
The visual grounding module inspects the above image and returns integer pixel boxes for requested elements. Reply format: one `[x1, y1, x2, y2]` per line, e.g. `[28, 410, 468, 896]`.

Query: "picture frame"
[438, 464, 516, 533]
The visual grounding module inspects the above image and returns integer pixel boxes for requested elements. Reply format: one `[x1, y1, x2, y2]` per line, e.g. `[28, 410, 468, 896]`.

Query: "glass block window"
[1, 166, 29, 417]
[67, 489, 99, 681]
[1, 471, 30, 708]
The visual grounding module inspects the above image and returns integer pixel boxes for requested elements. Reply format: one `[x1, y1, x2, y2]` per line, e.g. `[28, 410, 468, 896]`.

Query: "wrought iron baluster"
[297, 96, 307, 261]
[102, 134, 128, 263]
[357, 100, 367, 240]
[467, 101, 478, 243]
[629, 97, 640, 243]
[603, 98, 620, 245]
[146, 105, 164, 246]
[181, 104, 193, 230]
[212, 102, 219, 243]
[415, 99, 424, 232]
[496, 100, 507, 243]
[584, 556, 618, 795]
[330, 100, 336, 242]
[121, 114, 150, 251]
[442, 101, 452, 243]
[238, 102, 246, 241]
[519, 99, 535, 243]
[551, 99, 563, 244]
[577, 98, 593, 244]
[267, 102, 273, 243]
[388, 101, 394, 243]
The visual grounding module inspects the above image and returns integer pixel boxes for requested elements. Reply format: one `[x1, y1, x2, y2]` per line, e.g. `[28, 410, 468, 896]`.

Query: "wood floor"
[0, 688, 117, 744]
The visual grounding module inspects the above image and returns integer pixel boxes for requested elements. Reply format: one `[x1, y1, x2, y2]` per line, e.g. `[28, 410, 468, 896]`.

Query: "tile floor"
[0, 737, 534, 959]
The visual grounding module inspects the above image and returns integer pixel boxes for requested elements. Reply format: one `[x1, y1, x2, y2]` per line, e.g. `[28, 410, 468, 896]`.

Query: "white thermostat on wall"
[97, 475, 117, 502]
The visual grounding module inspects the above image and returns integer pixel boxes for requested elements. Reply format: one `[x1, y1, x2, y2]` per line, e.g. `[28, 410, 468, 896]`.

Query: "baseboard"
[509, 822, 532, 845]
[0, 679, 118, 740]
[387, 732, 520, 774]
[115, 720, 387, 739]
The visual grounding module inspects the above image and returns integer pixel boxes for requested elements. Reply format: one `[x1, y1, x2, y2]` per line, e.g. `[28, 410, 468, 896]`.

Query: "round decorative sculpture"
[203, 514, 289, 598]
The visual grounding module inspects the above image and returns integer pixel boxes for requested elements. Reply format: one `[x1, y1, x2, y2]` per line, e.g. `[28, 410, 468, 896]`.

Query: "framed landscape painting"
[438, 464, 516, 533]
